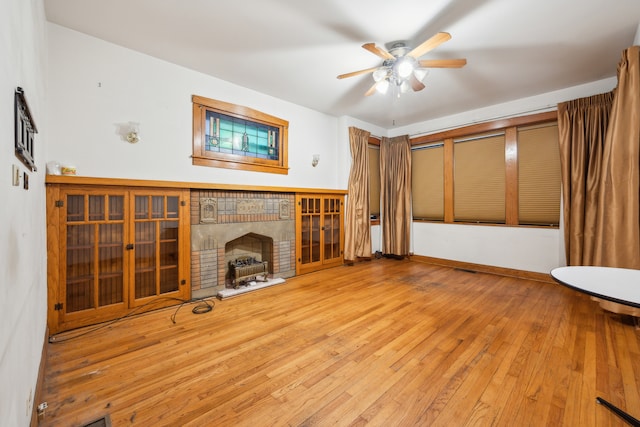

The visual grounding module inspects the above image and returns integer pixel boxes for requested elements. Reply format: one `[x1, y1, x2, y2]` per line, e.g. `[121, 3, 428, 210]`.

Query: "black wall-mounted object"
[15, 87, 38, 172]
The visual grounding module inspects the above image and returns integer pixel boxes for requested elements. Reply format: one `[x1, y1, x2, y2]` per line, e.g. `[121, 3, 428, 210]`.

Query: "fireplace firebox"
[229, 256, 269, 288]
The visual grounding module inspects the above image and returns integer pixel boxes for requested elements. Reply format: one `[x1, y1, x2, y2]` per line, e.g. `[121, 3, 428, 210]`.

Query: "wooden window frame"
[192, 95, 289, 174]
[410, 110, 559, 228]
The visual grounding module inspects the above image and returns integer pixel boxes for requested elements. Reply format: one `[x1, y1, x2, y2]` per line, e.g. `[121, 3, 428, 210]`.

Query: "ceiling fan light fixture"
[373, 68, 388, 82]
[338, 32, 465, 98]
[413, 68, 429, 82]
[376, 79, 389, 94]
[395, 57, 415, 79]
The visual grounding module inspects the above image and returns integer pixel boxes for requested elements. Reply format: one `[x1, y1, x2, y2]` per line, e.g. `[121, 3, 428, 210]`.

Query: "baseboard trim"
[410, 255, 554, 283]
[31, 326, 48, 427]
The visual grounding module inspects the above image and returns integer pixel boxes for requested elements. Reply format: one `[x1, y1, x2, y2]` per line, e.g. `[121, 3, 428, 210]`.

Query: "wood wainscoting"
[42, 259, 639, 426]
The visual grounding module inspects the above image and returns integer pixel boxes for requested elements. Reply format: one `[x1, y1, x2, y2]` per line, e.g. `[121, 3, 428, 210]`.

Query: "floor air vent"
[83, 415, 111, 427]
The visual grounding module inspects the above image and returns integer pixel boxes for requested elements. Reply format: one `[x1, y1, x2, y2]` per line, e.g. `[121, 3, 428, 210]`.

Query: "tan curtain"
[558, 46, 640, 268]
[558, 92, 614, 265]
[593, 46, 640, 268]
[344, 127, 372, 261]
[380, 135, 411, 257]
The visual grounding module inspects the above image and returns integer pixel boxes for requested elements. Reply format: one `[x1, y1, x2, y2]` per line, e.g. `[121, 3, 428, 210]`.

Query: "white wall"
[386, 78, 617, 273]
[412, 223, 561, 273]
[388, 78, 616, 138]
[47, 24, 343, 190]
[0, 0, 48, 424]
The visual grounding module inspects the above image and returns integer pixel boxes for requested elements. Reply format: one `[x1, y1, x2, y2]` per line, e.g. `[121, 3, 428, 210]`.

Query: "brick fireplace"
[190, 189, 296, 298]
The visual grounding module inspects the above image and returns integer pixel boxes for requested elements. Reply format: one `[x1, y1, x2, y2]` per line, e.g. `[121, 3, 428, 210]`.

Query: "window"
[192, 95, 289, 174]
[412, 143, 444, 221]
[408, 111, 559, 227]
[369, 144, 380, 218]
[454, 133, 506, 223]
[517, 123, 561, 226]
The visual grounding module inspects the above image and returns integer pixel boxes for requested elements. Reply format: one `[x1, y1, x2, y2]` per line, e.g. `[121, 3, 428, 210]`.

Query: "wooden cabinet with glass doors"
[295, 194, 344, 275]
[46, 183, 190, 334]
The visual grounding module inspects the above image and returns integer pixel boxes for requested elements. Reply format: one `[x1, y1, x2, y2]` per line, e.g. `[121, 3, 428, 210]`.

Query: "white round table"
[550, 266, 640, 426]
[550, 266, 640, 309]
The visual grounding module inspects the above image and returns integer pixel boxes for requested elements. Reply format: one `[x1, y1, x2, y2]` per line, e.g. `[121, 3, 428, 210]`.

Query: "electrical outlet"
[26, 389, 32, 416]
[37, 402, 48, 421]
[12, 165, 20, 186]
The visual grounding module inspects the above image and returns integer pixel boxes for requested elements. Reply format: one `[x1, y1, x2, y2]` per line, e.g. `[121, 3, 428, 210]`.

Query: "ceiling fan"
[337, 32, 466, 96]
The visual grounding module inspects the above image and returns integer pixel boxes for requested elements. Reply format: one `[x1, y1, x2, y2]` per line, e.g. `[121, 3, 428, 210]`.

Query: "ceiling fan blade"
[337, 66, 379, 79]
[364, 82, 378, 96]
[362, 43, 395, 60]
[409, 75, 425, 92]
[407, 32, 452, 59]
[418, 58, 467, 68]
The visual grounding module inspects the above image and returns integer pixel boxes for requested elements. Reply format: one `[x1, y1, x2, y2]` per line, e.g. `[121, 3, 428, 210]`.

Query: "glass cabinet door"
[131, 192, 184, 306]
[299, 196, 322, 266]
[64, 192, 127, 314]
[50, 185, 190, 334]
[296, 194, 344, 274]
[322, 196, 342, 263]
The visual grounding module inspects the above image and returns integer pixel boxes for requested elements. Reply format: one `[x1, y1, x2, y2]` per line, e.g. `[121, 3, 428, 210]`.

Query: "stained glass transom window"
[192, 95, 289, 174]
[206, 111, 279, 160]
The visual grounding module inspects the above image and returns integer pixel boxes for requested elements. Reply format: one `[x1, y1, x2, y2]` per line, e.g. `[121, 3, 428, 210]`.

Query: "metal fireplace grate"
[229, 256, 268, 288]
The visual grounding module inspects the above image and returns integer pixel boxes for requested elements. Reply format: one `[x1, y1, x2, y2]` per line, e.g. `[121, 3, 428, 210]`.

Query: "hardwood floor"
[42, 259, 640, 426]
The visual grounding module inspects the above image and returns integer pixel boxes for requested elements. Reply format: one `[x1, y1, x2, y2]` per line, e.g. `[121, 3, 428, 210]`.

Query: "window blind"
[518, 123, 561, 225]
[454, 134, 505, 223]
[412, 144, 444, 220]
[368, 145, 380, 216]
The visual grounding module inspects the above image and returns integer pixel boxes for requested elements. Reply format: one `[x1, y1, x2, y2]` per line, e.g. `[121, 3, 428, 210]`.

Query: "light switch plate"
[12, 165, 20, 186]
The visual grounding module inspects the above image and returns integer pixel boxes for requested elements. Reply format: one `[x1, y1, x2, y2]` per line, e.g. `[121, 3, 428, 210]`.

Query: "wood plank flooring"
[41, 259, 640, 426]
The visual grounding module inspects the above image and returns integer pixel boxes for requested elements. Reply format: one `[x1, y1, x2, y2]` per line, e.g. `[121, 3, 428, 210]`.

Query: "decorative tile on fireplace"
[191, 190, 295, 298]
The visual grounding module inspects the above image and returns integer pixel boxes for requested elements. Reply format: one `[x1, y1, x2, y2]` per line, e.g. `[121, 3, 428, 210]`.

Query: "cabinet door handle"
[126, 244, 134, 250]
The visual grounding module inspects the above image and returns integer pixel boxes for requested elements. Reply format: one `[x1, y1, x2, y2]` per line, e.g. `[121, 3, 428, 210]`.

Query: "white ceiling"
[44, 0, 640, 128]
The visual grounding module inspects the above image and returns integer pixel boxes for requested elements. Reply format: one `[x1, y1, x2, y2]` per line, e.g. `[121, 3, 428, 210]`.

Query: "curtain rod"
[368, 104, 557, 140]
